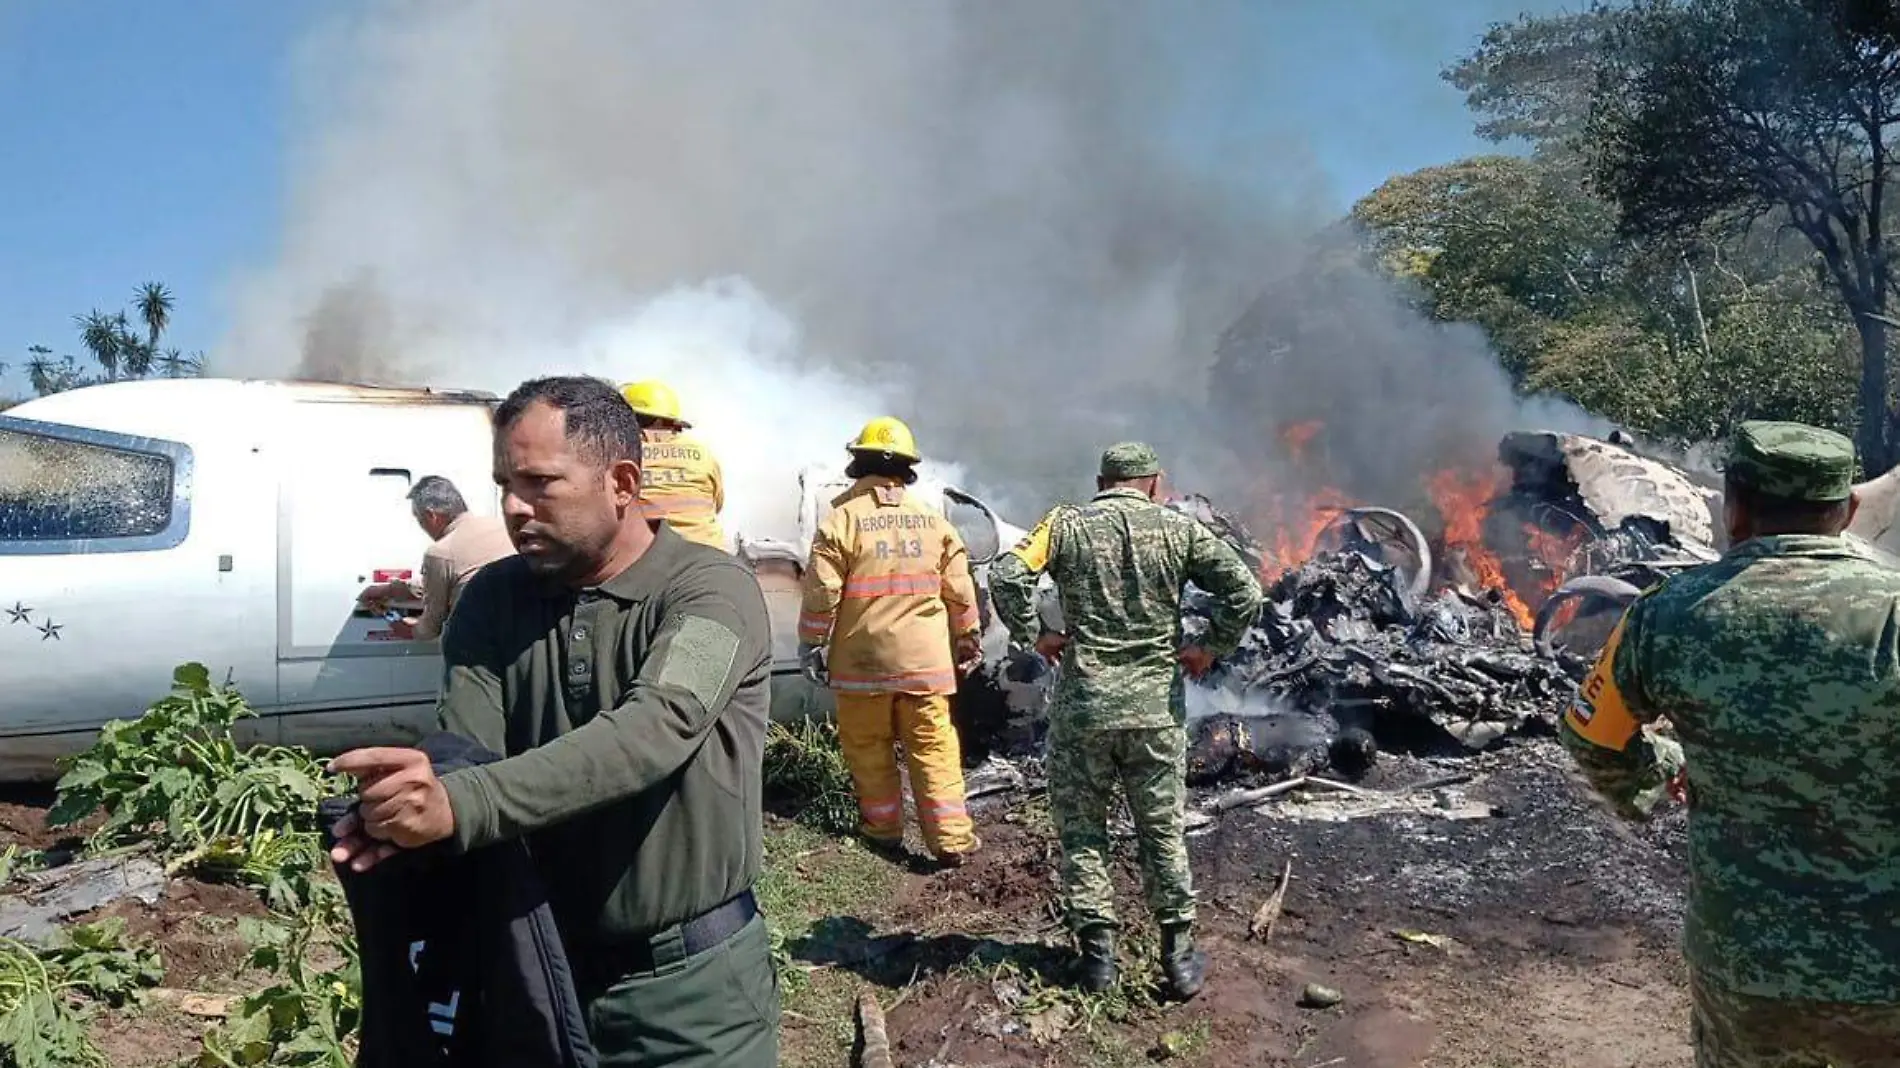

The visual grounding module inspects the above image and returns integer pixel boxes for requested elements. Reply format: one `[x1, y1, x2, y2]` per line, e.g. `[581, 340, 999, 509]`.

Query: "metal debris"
[0, 853, 166, 944]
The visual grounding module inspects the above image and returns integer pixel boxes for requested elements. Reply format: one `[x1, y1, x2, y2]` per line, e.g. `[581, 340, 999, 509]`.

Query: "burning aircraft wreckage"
[963, 426, 1728, 806]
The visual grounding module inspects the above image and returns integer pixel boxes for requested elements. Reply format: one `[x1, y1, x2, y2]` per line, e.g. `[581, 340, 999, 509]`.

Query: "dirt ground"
[2, 735, 1696, 1067]
[767, 735, 1694, 1068]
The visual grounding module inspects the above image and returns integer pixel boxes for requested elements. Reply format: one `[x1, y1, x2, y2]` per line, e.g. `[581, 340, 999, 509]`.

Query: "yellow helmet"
[620, 380, 688, 426]
[847, 416, 921, 462]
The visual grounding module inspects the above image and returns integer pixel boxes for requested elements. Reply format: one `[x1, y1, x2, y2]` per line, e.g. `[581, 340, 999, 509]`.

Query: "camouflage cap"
[1100, 441, 1161, 480]
[1726, 420, 1856, 502]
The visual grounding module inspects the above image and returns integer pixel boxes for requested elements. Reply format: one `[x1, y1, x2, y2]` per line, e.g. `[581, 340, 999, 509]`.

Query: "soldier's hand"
[1034, 631, 1068, 663]
[1178, 645, 1215, 680]
[327, 747, 456, 872]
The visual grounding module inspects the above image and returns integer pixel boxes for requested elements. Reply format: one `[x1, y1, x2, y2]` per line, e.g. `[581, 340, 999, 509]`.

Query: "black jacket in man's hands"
[320, 732, 597, 1068]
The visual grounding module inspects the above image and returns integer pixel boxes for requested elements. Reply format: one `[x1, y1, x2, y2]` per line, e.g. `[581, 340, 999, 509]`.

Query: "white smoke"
[218, 0, 1608, 544]
[217, 0, 1325, 542]
[557, 278, 969, 541]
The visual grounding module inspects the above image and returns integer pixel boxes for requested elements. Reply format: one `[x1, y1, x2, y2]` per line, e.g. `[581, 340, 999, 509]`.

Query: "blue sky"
[0, 0, 1565, 397]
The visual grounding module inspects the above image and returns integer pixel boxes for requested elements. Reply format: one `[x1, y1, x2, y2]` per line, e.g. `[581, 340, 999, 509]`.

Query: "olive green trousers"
[583, 914, 781, 1068]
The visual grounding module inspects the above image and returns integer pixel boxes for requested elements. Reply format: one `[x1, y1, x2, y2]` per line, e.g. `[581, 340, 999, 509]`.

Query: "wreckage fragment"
[1493, 430, 1723, 561]
[1182, 531, 1579, 786]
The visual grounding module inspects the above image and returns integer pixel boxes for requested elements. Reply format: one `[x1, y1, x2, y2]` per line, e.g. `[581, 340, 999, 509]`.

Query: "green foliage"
[0, 920, 164, 1068]
[33, 663, 363, 1066]
[762, 720, 860, 835]
[1351, 129, 1861, 447]
[22, 281, 206, 398]
[197, 911, 361, 1068]
[46, 663, 341, 908]
[35, 919, 165, 1009]
[1443, 6, 1626, 147]
[1441, 0, 1900, 467]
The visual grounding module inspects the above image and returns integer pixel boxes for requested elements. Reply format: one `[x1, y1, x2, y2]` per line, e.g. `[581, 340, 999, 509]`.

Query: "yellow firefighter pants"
[833, 692, 976, 858]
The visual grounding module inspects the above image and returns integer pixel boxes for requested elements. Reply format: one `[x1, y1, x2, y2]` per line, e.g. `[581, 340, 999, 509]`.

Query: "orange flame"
[1282, 420, 1323, 456]
[1250, 421, 1356, 578]
[1426, 470, 1535, 630]
[1524, 522, 1588, 600]
[1253, 487, 1354, 577]
[1248, 421, 1587, 629]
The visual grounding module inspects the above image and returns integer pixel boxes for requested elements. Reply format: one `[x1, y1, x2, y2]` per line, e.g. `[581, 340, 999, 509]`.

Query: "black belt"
[583, 890, 759, 984]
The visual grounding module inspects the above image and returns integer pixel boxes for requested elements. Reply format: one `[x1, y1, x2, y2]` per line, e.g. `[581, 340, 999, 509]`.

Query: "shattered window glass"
[0, 427, 174, 541]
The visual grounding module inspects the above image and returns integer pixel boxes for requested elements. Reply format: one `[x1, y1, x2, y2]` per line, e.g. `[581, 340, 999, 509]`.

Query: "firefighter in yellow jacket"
[798, 417, 984, 866]
[620, 380, 728, 551]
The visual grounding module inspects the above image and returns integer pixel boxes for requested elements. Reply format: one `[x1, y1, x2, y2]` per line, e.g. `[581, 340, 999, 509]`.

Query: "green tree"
[1445, 7, 1626, 148]
[1581, 0, 1900, 470]
[1351, 148, 1855, 444]
[21, 282, 205, 397]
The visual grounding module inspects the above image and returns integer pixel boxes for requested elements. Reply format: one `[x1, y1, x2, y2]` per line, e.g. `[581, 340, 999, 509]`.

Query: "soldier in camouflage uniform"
[990, 443, 1261, 1000]
[1561, 420, 1900, 1067]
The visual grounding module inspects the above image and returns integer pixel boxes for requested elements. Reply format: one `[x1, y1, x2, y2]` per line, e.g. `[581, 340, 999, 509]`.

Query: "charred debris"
[958, 430, 1724, 802]
[1169, 429, 1723, 792]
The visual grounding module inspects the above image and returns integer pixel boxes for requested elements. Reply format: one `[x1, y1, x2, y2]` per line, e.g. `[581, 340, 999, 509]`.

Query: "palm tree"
[134, 282, 173, 351]
[114, 311, 154, 378]
[157, 348, 206, 378]
[76, 310, 125, 381]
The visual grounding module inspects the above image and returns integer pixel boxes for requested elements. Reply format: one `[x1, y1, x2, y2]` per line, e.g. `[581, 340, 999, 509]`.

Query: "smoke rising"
[1209, 229, 1614, 517]
[221, 0, 1606, 542]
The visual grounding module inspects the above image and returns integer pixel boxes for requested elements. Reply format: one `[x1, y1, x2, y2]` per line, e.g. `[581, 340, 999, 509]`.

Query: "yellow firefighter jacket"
[799, 476, 982, 695]
[639, 432, 726, 550]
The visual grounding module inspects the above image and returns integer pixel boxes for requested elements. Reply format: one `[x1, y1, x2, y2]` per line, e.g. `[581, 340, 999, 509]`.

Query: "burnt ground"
[2, 736, 1695, 1068]
[768, 735, 1694, 1068]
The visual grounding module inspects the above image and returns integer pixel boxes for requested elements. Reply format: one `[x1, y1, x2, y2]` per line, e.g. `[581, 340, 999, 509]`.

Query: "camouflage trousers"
[1045, 724, 1193, 933]
[1692, 969, 1900, 1067]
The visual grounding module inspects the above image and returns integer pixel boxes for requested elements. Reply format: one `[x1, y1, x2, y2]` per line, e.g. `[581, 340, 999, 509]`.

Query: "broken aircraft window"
[0, 427, 175, 542]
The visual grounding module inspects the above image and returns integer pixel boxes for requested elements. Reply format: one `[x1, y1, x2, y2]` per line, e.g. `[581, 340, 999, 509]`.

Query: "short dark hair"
[407, 475, 468, 517]
[494, 376, 641, 467]
[1725, 475, 1851, 533]
[846, 451, 919, 484]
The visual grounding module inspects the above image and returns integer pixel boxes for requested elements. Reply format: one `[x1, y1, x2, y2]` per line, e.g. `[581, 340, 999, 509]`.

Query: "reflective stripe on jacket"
[798, 476, 981, 695]
[639, 434, 727, 550]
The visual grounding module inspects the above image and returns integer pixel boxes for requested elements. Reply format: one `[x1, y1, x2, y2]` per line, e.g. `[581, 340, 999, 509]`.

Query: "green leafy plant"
[0, 920, 164, 1068]
[762, 720, 860, 835]
[36, 919, 165, 1009]
[197, 911, 361, 1068]
[46, 663, 341, 901]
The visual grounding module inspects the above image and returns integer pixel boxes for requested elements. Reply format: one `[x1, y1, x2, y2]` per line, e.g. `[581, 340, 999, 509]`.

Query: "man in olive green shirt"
[328, 375, 779, 1068]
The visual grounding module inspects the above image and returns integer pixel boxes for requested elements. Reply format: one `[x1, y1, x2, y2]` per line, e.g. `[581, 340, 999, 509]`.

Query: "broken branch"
[1249, 859, 1294, 941]
[1304, 776, 1376, 798]
[1213, 776, 1309, 811]
[855, 990, 894, 1068]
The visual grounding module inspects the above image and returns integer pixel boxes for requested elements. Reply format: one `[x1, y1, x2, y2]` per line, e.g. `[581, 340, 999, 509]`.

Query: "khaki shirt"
[639, 433, 727, 551]
[436, 524, 773, 944]
[798, 476, 980, 695]
[414, 513, 518, 641]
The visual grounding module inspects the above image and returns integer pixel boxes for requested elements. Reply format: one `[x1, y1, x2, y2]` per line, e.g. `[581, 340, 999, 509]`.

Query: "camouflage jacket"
[1561, 533, 1900, 1002]
[989, 488, 1261, 732]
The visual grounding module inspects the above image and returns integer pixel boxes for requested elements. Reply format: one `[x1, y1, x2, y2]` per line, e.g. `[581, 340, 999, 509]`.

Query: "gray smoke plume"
[1210, 228, 1613, 520]
[221, 0, 1599, 541]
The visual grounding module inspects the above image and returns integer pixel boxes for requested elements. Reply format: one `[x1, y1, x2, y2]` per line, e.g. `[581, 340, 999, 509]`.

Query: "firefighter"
[797, 417, 984, 867]
[620, 379, 728, 551]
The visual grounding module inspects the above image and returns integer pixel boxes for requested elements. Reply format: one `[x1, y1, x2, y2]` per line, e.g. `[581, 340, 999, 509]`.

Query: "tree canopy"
[1317, 0, 1887, 469]
[17, 282, 205, 399]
